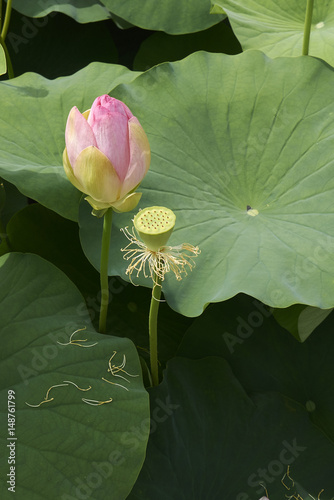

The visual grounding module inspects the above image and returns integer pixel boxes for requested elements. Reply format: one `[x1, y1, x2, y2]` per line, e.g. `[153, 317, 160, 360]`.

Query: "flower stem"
[0, 0, 14, 78]
[302, 0, 314, 56]
[98, 208, 113, 334]
[148, 275, 162, 386]
[1, 0, 12, 40]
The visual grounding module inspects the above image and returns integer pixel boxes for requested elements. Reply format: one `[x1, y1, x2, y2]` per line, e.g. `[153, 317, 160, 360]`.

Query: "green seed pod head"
[133, 206, 176, 252]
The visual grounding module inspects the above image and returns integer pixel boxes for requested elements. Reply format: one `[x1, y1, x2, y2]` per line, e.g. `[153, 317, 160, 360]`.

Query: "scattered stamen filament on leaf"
[107, 351, 139, 383]
[259, 482, 269, 499]
[57, 327, 86, 345]
[307, 490, 325, 500]
[45, 383, 69, 400]
[281, 465, 294, 491]
[281, 466, 324, 500]
[57, 327, 98, 348]
[25, 398, 54, 408]
[82, 397, 113, 406]
[25, 382, 69, 408]
[63, 380, 91, 392]
[101, 377, 129, 391]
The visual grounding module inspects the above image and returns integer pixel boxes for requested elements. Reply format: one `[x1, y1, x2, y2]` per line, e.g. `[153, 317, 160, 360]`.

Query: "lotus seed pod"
[133, 206, 176, 252]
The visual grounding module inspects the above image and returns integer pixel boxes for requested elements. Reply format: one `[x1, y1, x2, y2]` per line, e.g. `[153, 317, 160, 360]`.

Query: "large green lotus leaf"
[9, 0, 110, 22]
[128, 356, 334, 499]
[6, 9, 117, 78]
[176, 295, 334, 485]
[0, 252, 149, 500]
[213, 0, 334, 66]
[0, 63, 140, 222]
[79, 51, 334, 316]
[100, 0, 224, 34]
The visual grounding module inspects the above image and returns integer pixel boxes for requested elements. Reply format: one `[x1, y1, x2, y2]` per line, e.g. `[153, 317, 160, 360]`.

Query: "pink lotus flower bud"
[63, 95, 151, 213]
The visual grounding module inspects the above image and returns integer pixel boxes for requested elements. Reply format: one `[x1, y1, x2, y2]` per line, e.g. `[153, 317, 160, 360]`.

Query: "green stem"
[0, 1, 3, 33]
[0, 37, 14, 78]
[148, 274, 162, 386]
[1, 0, 12, 40]
[98, 208, 113, 334]
[302, 0, 314, 56]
